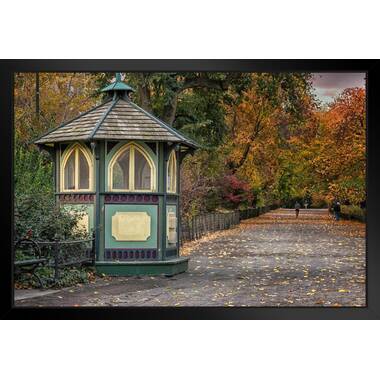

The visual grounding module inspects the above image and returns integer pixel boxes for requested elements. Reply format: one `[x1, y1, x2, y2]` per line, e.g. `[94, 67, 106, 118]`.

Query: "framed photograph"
[1, 60, 379, 319]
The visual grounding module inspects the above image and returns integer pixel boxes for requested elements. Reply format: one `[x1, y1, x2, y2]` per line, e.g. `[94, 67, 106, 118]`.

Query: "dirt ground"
[15, 208, 366, 307]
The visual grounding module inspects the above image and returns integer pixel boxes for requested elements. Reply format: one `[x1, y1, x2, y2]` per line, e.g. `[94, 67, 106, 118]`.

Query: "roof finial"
[100, 73, 135, 99]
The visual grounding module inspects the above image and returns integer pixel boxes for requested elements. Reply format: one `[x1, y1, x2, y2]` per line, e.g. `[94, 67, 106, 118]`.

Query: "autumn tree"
[14, 73, 100, 197]
[222, 73, 316, 206]
[225, 73, 315, 170]
[309, 87, 366, 204]
[14, 72, 366, 220]
[15, 73, 100, 145]
[14, 73, 100, 240]
[96, 72, 251, 148]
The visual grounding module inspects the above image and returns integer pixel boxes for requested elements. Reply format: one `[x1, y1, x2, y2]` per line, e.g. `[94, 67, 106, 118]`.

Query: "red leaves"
[220, 174, 254, 208]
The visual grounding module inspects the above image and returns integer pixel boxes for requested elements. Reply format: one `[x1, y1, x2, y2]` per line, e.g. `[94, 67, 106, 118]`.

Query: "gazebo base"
[95, 257, 189, 276]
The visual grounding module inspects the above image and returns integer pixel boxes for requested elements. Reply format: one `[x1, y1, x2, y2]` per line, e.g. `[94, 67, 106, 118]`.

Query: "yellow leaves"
[15, 73, 100, 144]
[310, 88, 366, 204]
[338, 289, 350, 293]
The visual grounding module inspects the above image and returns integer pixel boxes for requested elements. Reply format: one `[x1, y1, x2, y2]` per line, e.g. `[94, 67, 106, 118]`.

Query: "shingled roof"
[34, 75, 199, 149]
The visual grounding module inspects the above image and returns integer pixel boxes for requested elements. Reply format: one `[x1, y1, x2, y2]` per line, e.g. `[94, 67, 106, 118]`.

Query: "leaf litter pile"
[16, 209, 365, 307]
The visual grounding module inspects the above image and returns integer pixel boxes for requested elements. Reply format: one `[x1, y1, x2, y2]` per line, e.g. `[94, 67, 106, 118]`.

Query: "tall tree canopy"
[96, 72, 251, 147]
[14, 72, 366, 219]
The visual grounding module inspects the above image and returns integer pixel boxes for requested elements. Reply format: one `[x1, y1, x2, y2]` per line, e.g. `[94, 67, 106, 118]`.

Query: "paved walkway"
[15, 209, 366, 307]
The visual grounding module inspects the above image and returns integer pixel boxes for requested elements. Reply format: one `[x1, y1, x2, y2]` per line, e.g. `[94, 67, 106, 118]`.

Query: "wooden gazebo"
[35, 73, 199, 276]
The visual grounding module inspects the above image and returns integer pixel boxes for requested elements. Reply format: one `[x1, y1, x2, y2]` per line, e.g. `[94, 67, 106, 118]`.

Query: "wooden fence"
[180, 205, 277, 245]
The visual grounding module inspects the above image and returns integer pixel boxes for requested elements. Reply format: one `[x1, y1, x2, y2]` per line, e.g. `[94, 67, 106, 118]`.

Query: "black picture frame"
[1, 59, 379, 319]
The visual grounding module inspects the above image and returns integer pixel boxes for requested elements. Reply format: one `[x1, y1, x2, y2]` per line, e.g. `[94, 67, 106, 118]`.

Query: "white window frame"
[108, 142, 156, 192]
[167, 149, 177, 193]
[60, 143, 94, 192]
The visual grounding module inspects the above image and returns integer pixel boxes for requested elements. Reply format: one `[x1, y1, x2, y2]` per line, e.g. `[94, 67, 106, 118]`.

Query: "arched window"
[109, 143, 156, 191]
[61, 144, 93, 191]
[167, 150, 177, 193]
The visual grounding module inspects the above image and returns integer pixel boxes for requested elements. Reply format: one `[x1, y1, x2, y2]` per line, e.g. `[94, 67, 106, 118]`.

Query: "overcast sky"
[311, 72, 366, 104]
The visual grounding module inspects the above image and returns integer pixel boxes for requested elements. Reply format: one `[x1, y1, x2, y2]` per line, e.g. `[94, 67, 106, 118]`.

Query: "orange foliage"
[310, 88, 366, 203]
[14, 73, 100, 145]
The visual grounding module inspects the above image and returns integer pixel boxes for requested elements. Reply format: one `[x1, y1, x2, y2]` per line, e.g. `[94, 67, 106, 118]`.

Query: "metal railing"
[15, 232, 95, 283]
[180, 205, 277, 245]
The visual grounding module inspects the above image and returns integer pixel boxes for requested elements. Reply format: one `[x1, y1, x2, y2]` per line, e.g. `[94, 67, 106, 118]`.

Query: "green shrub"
[340, 205, 366, 222]
[15, 266, 94, 289]
[14, 143, 89, 241]
[53, 267, 94, 288]
[14, 143, 93, 289]
[15, 193, 89, 241]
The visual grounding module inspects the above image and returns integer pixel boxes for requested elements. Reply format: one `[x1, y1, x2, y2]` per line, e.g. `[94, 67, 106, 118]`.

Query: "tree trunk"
[35, 73, 40, 121]
[228, 113, 264, 172]
[136, 73, 243, 126]
[162, 94, 178, 125]
[137, 73, 153, 114]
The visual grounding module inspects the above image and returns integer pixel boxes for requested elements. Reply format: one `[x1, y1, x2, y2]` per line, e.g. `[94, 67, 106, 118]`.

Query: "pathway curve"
[15, 208, 366, 307]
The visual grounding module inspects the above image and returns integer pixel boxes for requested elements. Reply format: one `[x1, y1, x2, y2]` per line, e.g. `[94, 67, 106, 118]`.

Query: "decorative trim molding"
[104, 194, 159, 204]
[59, 194, 95, 203]
[104, 249, 158, 261]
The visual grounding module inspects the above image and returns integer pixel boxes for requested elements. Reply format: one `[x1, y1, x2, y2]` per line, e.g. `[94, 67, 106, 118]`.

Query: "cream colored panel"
[112, 211, 151, 241]
[77, 213, 89, 233]
[69, 210, 89, 233]
[167, 212, 177, 244]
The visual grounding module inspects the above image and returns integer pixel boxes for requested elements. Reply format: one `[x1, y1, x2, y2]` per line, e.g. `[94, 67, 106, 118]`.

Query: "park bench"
[14, 238, 47, 288]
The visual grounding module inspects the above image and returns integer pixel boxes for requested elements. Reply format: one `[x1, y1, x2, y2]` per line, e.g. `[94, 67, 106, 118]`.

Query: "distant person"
[333, 201, 341, 221]
[304, 201, 309, 209]
[294, 201, 301, 218]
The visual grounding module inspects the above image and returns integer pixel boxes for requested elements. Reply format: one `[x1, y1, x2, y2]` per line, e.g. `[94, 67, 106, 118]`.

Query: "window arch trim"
[60, 143, 94, 192]
[108, 142, 157, 192]
[167, 149, 177, 193]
